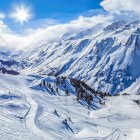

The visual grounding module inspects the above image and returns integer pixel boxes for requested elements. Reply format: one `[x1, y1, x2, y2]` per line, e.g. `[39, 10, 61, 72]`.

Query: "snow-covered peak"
[2, 19, 140, 95]
[104, 20, 126, 31]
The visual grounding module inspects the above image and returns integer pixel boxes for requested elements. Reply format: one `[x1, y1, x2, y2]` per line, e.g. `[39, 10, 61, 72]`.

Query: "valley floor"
[0, 74, 140, 140]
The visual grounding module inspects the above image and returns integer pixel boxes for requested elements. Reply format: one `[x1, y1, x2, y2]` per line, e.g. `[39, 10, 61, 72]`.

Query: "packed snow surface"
[0, 74, 140, 140]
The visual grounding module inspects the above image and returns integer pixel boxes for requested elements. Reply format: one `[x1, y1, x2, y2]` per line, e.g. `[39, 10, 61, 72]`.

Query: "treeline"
[39, 76, 70, 96]
[39, 76, 117, 106]
[70, 78, 94, 105]
[40, 80, 57, 94]
[0, 67, 19, 75]
[56, 76, 70, 95]
[70, 78, 112, 105]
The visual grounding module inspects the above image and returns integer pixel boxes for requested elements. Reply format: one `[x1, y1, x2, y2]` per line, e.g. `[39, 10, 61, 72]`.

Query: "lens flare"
[10, 3, 32, 25]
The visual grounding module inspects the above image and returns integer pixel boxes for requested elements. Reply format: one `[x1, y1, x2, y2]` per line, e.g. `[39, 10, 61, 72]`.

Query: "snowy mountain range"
[0, 18, 140, 140]
[9, 19, 139, 95]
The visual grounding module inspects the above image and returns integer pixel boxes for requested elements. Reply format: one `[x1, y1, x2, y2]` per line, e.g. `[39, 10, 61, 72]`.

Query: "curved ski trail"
[22, 86, 53, 140]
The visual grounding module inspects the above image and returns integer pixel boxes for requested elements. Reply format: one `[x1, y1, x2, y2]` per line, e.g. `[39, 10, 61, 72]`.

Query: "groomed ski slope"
[0, 74, 140, 140]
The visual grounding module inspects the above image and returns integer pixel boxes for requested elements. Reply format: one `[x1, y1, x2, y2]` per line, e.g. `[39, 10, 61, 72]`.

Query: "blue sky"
[0, 0, 102, 21]
[0, 0, 139, 31]
[0, 0, 105, 32]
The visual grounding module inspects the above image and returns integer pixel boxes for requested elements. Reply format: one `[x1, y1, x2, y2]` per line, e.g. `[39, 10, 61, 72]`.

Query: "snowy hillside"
[0, 74, 140, 140]
[123, 77, 140, 94]
[17, 19, 140, 94]
[0, 17, 140, 140]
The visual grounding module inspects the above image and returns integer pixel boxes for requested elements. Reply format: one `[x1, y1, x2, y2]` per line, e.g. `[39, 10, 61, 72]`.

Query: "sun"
[10, 4, 32, 25]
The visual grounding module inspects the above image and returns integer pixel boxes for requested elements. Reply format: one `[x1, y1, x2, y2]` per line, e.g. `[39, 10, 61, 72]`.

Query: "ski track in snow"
[19, 83, 54, 140]
[0, 74, 140, 140]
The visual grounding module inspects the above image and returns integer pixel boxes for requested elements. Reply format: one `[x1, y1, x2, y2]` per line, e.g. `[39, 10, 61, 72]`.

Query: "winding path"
[22, 86, 53, 140]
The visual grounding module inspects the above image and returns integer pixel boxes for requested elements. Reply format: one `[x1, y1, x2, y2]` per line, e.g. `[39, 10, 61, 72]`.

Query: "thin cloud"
[70, 15, 113, 27]
[0, 20, 12, 34]
[0, 13, 6, 19]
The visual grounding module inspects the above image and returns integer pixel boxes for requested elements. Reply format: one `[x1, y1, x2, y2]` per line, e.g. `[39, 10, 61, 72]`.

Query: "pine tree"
[51, 87, 54, 93]
[43, 80, 46, 87]
[65, 89, 69, 96]
[56, 87, 59, 93]
[48, 83, 51, 88]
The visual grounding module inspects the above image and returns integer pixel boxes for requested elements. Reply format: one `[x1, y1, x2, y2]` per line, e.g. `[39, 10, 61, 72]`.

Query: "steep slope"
[123, 77, 140, 94]
[18, 20, 140, 94]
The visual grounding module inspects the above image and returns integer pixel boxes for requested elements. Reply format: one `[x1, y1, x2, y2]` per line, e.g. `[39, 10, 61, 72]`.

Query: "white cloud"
[0, 20, 11, 34]
[0, 1, 137, 52]
[0, 13, 113, 52]
[0, 12, 11, 34]
[0, 6, 112, 52]
[70, 15, 112, 27]
[0, 13, 6, 19]
[100, 0, 140, 14]
[24, 15, 112, 47]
